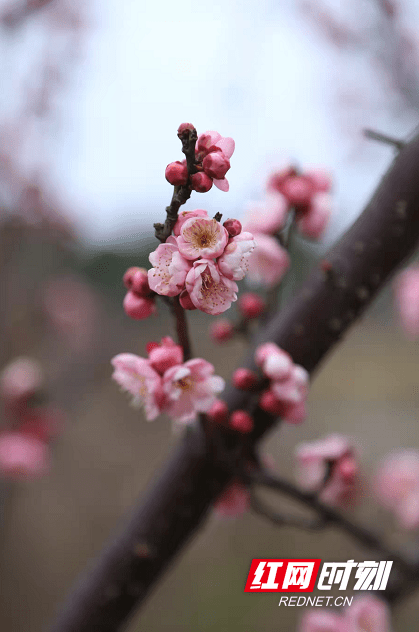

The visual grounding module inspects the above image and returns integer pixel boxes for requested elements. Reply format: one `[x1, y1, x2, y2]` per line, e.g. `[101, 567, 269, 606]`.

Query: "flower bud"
[229, 410, 254, 434]
[233, 368, 259, 391]
[207, 399, 229, 424]
[123, 267, 151, 296]
[238, 293, 266, 319]
[177, 122, 196, 137]
[202, 152, 230, 179]
[179, 290, 197, 310]
[283, 402, 306, 425]
[190, 172, 213, 193]
[223, 218, 242, 237]
[123, 292, 156, 320]
[210, 319, 234, 343]
[259, 390, 286, 416]
[165, 161, 188, 186]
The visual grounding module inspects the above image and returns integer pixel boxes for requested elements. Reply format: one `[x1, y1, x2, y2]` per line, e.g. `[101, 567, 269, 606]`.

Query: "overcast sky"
[3, 0, 418, 247]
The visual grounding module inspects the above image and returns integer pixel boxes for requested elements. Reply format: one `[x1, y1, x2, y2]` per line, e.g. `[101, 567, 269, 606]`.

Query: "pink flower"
[374, 450, 419, 529]
[123, 292, 156, 320]
[148, 236, 192, 296]
[162, 358, 225, 423]
[298, 611, 345, 632]
[210, 319, 234, 342]
[238, 292, 266, 318]
[0, 357, 43, 401]
[296, 434, 359, 507]
[174, 209, 209, 236]
[148, 336, 183, 375]
[185, 259, 238, 315]
[0, 432, 49, 478]
[246, 233, 290, 288]
[271, 365, 309, 404]
[242, 193, 289, 235]
[304, 167, 333, 193]
[214, 480, 250, 518]
[267, 165, 298, 194]
[218, 232, 256, 281]
[394, 265, 419, 340]
[111, 353, 164, 420]
[177, 216, 228, 260]
[256, 343, 293, 381]
[345, 596, 392, 632]
[281, 175, 317, 206]
[195, 130, 235, 191]
[297, 193, 331, 240]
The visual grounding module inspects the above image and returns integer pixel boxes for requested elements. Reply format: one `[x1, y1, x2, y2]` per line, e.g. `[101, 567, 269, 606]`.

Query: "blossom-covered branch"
[49, 129, 419, 632]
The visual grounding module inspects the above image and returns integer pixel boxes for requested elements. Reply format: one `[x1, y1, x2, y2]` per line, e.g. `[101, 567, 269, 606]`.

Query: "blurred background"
[1, 0, 419, 630]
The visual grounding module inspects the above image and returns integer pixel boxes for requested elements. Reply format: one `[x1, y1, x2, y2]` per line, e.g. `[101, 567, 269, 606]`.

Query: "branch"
[48, 131, 419, 631]
[171, 296, 192, 361]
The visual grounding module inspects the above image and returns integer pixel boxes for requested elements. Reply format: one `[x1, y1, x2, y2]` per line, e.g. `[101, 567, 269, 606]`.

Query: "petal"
[213, 178, 229, 192]
[215, 137, 235, 158]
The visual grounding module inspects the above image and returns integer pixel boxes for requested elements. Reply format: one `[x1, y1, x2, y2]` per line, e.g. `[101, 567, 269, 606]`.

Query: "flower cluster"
[165, 128, 235, 193]
[241, 164, 332, 288]
[255, 343, 309, 424]
[148, 209, 256, 315]
[111, 337, 225, 424]
[299, 596, 392, 632]
[295, 434, 359, 507]
[374, 450, 419, 530]
[122, 267, 156, 320]
[0, 357, 64, 478]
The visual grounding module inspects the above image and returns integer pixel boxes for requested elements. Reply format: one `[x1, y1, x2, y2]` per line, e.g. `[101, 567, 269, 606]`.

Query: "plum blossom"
[246, 233, 290, 288]
[0, 356, 43, 401]
[185, 259, 238, 315]
[174, 209, 209, 236]
[218, 232, 256, 281]
[295, 434, 359, 507]
[214, 480, 250, 518]
[177, 216, 228, 260]
[111, 353, 164, 420]
[374, 450, 419, 529]
[298, 611, 344, 632]
[345, 596, 392, 632]
[148, 236, 192, 297]
[162, 358, 225, 424]
[297, 193, 332, 240]
[394, 265, 419, 340]
[0, 431, 49, 478]
[242, 193, 289, 236]
[195, 130, 235, 192]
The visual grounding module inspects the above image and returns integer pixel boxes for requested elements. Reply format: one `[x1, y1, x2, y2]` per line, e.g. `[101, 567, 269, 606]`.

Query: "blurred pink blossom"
[148, 337, 183, 375]
[295, 434, 359, 507]
[242, 193, 289, 235]
[297, 193, 332, 240]
[214, 480, 250, 518]
[0, 432, 49, 478]
[218, 232, 256, 281]
[111, 354, 164, 421]
[0, 357, 43, 402]
[345, 596, 392, 632]
[298, 611, 344, 632]
[394, 265, 419, 340]
[246, 233, 290, 288]
[374, 450, 419, 529]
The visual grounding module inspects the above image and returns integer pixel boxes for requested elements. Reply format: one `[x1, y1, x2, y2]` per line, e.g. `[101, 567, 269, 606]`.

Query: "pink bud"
[281, 175, 315, 206]
[230, 410, 254, 434]
[190, 172, 213, 193]
[177, 122, 196, 136]
[123, 292, 156, 320]
[210, 319, 234, 343]
[283, 401, 307, 425]
[259, 390, 286, 416]
[123, 267, 151, 296]
[165, 161, 189, 186]
[223, 218, 242, 237]
[233, 368, 259, 391]
[238, 293, 266, 319]
[207, 399, 229, 424]
[202, 152, 230, 179]
[146, 341, 159, 354]
[179, 289, 197, 310]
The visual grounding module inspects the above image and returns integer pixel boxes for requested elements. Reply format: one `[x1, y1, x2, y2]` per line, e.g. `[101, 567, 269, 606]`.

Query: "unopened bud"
[238, 293, 266, 319]
[202, 152, 230, 179]
[179, 290, 196, 310]
[123, 292, 156, 320]
[165, 161, 188, 186]
[190, 172, 213, 193]
[233, 368, 259, 391]
[207, 399, 229, 424]
[223, 218, 242, 237]
[210, 319, 234, 343]
[229, 410, 254, 434]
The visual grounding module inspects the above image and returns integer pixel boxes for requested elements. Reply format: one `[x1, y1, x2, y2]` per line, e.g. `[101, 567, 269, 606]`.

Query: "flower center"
[184, 220, 218, 252]
[176, 376, 193, 391]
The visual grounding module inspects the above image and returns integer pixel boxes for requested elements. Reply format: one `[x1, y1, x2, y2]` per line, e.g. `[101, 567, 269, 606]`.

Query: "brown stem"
[172, 296, 192, 361]
[48, 130, 419, 632]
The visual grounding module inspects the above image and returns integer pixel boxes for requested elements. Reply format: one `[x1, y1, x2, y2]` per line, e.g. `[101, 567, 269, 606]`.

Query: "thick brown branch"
[49, 132, 419, 632]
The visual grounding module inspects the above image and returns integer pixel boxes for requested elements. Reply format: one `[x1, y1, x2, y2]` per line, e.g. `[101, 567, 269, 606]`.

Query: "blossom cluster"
[0, 357, 63, 478]
[165, 128, 235, 193]
[255, 343, 309, 424]
[148, 209, 256, 315]
[111, 337, 224, 424]
[299, 595, 392, 632]
[295, 434, 359, 507]
[241, 165, 332, 289]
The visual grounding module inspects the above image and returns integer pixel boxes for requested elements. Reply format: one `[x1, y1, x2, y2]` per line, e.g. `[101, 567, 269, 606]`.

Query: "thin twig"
[364, 129, 405, 150]
[171, 296, 192, 361]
